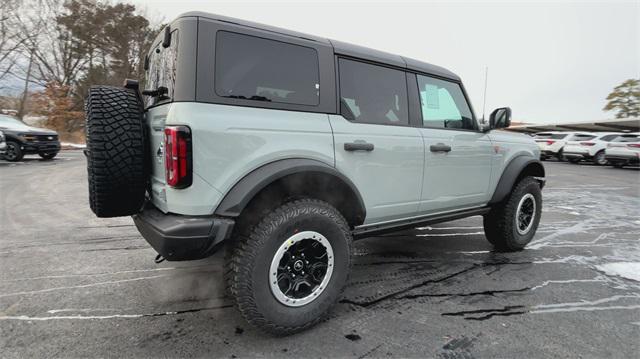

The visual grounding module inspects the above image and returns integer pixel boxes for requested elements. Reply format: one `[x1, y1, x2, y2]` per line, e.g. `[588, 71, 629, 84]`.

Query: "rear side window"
[338, 58, 408, 125]
[417, 75, 475, 130]
[599, 134, 620, 142]
[612, 134, 640, 142]
[535, 133, 567, 139]
[570, 134, 596, 141]
[215, 31, 320, 106]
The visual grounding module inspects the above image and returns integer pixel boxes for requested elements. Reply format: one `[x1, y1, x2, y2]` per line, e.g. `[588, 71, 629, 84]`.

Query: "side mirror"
[489, 107, 512, 130]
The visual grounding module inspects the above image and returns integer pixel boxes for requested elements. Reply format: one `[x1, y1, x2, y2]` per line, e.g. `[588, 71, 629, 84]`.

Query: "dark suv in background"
[0, 115, 60, 161]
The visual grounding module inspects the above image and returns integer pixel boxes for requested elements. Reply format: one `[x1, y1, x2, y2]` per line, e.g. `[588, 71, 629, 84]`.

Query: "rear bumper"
[132, 203, 235, 261]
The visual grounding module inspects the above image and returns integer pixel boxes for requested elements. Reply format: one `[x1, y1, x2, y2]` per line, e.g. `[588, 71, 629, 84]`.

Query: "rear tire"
[225, 199, 352, 335]
[483, 177, 542, 252]
[4, 141, 23, 162]
[85, 85, 147, 218]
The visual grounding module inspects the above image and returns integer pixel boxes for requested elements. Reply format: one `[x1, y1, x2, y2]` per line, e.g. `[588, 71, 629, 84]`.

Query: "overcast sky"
[129, 0, 639, 124]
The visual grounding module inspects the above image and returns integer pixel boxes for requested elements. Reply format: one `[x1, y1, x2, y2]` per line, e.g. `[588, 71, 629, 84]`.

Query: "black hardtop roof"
[177, 11, 461, 81]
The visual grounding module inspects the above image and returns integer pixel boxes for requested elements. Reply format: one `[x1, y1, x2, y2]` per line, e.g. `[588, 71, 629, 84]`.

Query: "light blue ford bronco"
[84, 12, 545, 335]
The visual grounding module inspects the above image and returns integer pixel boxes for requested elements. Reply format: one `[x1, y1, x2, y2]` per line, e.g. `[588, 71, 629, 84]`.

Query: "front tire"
[225, 199, 352, 335]
[4, 141, 23, 162]
[483, 177, 542, 251]
[593, 150, 607, 166]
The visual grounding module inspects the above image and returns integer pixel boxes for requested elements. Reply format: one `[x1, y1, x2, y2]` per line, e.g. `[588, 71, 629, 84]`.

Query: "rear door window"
[215, 31, 320, 106]
[338, 58, 408, 125]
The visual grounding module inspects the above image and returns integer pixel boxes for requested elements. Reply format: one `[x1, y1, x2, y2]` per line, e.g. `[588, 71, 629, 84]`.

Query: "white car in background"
[534, 132, 594, 161]
[0, 130, 6, 157]
[563, 132, 622, 165]
[605, 133, 640, 168]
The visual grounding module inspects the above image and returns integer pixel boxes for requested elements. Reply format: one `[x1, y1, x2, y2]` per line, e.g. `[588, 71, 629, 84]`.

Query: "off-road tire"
[39, 152, 57, 160]
[4, 141, 23, 162]
[85, 85, 146, 218]
[225, 199, 352, 335]
[483, 177, 542, 251]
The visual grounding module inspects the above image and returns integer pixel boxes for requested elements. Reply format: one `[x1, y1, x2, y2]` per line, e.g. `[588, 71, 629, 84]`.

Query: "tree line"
[0, 0, 160, 141]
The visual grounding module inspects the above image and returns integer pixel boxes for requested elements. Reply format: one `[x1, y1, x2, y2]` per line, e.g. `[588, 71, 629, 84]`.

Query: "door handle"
[430, 143, 451, 153]
[344, 141, 374, 152]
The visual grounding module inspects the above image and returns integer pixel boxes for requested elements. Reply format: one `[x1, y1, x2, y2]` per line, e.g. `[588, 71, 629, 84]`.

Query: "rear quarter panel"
[155, 102, 335, 215]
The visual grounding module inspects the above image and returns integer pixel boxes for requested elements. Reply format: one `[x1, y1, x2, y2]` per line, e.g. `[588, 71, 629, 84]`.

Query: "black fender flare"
[489, 155, 545, 204]
[214, 158, 366, 224]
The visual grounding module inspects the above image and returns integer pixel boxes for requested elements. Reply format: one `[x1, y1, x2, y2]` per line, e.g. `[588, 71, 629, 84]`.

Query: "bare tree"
[0, 0, 30, 90]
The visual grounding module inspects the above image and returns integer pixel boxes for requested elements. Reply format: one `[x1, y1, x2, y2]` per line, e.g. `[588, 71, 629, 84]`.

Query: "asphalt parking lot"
[1, 151, 639, 358]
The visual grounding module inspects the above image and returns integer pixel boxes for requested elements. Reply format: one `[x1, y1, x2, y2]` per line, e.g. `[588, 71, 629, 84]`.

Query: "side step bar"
[352, 207, 490, 239]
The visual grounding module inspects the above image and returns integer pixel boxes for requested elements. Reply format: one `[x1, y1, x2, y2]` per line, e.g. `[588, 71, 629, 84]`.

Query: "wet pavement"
[1, 151, 639, 358]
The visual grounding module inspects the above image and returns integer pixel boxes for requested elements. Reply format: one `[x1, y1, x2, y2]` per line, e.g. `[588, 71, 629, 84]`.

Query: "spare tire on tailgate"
[85, 85, 147, 218]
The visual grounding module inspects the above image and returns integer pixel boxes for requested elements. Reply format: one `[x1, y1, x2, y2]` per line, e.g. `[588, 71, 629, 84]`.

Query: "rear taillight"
[580, 142, 596, 146]
[628, 144, 640, 148]
[164, 126, 192, 188]
[546, 140, 555, 145]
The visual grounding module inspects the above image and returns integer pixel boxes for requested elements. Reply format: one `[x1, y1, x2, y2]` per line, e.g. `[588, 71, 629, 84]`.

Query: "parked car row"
[0, 114, 61, 162]
[533, 131, 639, 167]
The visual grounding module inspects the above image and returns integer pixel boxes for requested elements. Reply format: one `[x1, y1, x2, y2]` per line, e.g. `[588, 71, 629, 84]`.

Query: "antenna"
[481, 66, 489, 122]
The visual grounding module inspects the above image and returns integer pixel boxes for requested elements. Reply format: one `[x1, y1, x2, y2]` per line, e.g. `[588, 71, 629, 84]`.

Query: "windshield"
[0, 115, 30, 130]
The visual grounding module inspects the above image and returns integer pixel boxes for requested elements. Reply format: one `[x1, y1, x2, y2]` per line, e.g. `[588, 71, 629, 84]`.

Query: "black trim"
[133, 203, 235, 261]
[353, 207, 490, 239]
[214, 158, 366, 223]
[489, 156, 545, 204]
[162, 26, 171, 48]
